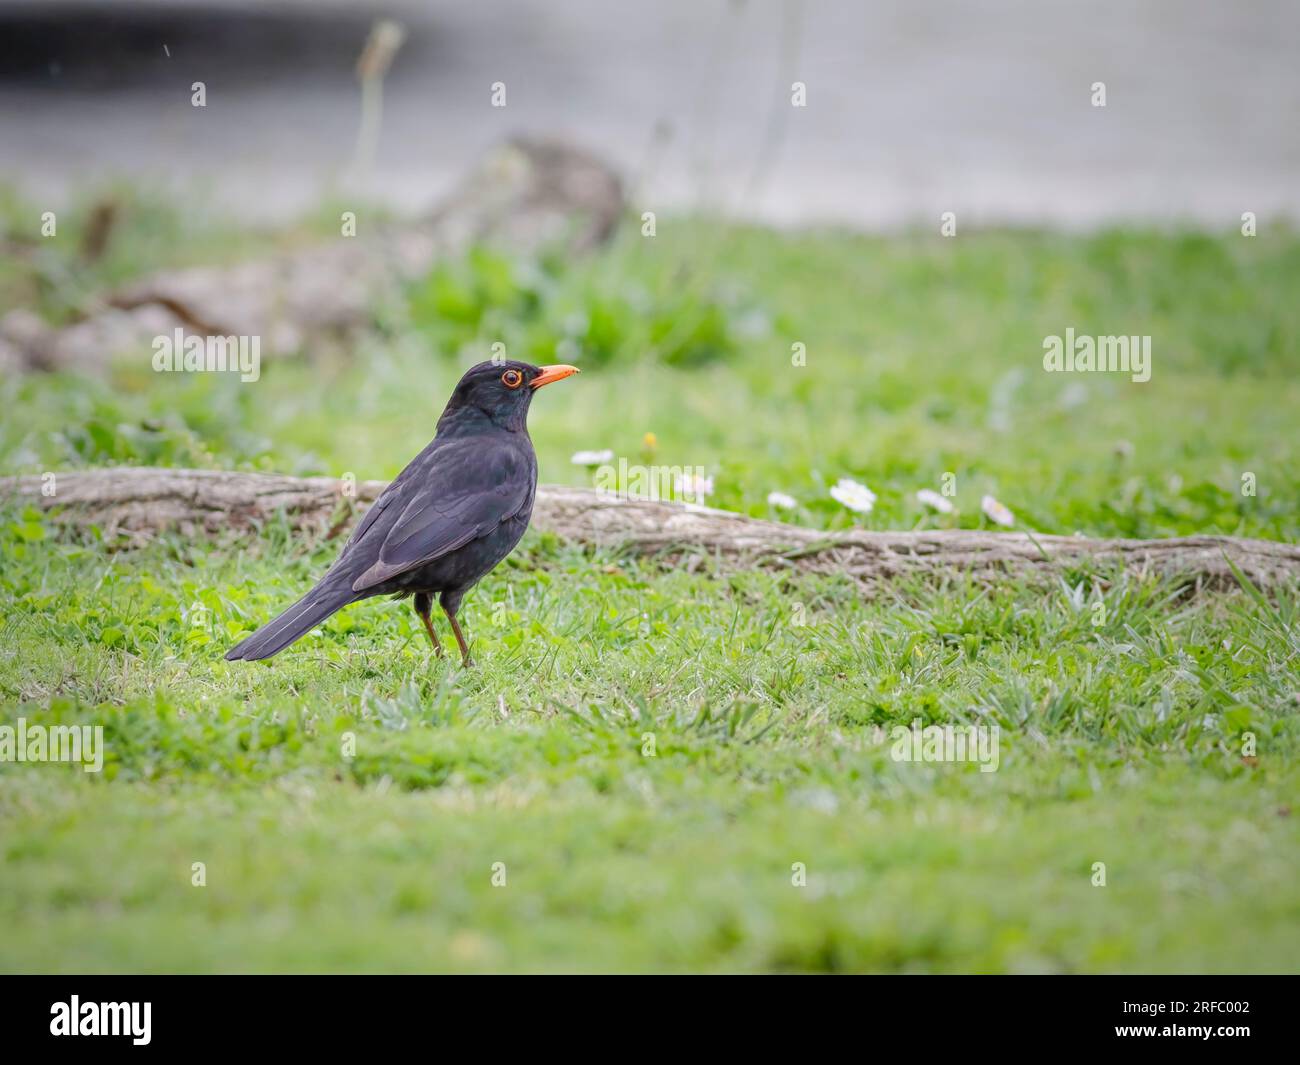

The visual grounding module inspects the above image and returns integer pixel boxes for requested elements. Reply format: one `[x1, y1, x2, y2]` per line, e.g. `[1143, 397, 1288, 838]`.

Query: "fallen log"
[3, 467, 1297, 591]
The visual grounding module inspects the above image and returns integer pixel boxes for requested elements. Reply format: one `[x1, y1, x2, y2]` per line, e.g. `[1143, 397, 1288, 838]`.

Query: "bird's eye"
[501, 369, 523, 389]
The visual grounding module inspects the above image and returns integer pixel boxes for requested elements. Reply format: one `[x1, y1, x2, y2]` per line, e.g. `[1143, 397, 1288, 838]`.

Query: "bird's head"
[438, 360, 579, 434]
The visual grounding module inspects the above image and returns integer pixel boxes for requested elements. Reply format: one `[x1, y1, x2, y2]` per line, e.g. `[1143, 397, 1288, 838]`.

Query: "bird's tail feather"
[225, 573, 359, 662]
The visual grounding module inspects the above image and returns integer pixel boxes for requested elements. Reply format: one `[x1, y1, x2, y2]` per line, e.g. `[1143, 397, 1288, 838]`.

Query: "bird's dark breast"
[373, 503, 534, 598]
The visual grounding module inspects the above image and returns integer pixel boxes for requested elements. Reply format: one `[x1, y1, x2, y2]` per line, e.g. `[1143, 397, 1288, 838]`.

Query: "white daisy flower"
[916, 488, 954, 514]
[674, 471, 714, 500]
[571, 449, 615, 466]
[766, 491, 798, 510]
[981, 494, 1015, 526]
[830, 477, 876, 514]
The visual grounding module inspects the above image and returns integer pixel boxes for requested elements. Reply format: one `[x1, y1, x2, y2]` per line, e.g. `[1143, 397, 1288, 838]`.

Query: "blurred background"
[2, 0, 1298, 227]
[0, 0, 1296, 539]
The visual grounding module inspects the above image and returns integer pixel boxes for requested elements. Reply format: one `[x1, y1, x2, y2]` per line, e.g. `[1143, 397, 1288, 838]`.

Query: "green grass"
[1, 198, 1298, 972]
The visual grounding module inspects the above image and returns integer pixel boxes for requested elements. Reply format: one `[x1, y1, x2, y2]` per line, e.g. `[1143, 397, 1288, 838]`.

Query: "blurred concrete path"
[1, 0, 1296, 228]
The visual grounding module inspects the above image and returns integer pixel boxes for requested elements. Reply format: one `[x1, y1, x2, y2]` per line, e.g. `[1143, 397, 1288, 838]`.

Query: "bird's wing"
[349, 436, 532, 593]
[344, 483, 399, 549]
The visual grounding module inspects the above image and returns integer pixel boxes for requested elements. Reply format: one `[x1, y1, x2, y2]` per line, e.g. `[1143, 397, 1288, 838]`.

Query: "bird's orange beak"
[531, 364, 580, 389]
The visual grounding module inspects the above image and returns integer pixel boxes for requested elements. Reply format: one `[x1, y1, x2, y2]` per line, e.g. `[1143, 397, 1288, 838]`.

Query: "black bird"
[225, 360, 579, 666]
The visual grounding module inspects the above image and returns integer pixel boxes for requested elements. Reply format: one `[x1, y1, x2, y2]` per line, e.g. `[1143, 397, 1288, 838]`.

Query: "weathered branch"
[4, 467, 1297, 591]
[0, 138, 624, 375]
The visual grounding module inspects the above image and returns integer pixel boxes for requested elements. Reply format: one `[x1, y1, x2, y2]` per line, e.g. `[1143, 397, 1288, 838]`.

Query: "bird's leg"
[441, 596, 474, 667]
[413, 593, 444, 657]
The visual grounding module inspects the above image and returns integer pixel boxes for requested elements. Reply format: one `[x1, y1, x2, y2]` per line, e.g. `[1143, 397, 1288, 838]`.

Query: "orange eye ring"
[501, 369, 523, 389]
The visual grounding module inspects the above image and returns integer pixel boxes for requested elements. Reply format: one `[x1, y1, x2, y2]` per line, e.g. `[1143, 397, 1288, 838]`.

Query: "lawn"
[1, 194, 1298, 972]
